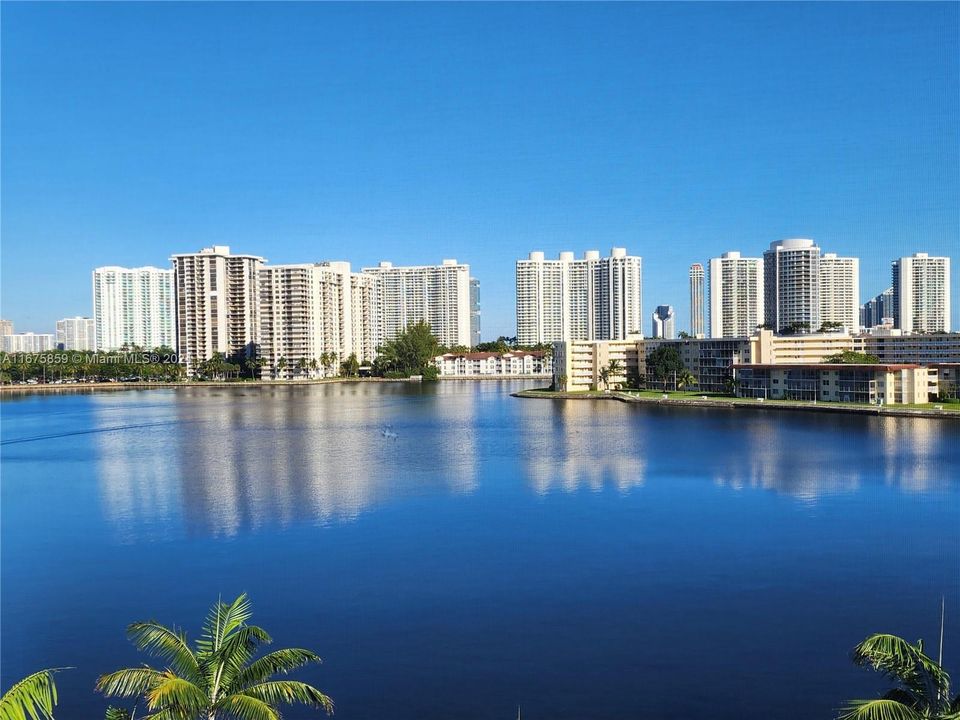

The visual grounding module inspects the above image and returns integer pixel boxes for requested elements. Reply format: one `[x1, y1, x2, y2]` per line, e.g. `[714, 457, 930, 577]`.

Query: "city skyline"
[2, 2, 958, 336]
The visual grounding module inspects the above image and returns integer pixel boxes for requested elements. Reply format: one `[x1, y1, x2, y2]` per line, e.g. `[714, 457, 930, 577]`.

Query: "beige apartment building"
[733, 364, 930, 405]
[171, 246, 265, 373]
[258, 262, 376, 379]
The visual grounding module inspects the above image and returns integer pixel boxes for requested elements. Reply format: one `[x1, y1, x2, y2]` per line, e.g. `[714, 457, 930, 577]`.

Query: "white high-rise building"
[470, 278, 481, 347]
[171, 246, 265, 373]
[651, 305, 676, 339]
[515, 248, 643, 345]
[819, 253, 859, 333]
[92, 266, 175, 351]
[258, 262, 376, 379]
[892, 253, 951, 333]
[763, 238, 821, 334]
[361, 259, 472, 348]
[56, 317, 96, 351]
[689, 263, 705, 337]
[2, 333, 55, 352]
[0, 320, 13, 337]
[708, 252, 764, 339]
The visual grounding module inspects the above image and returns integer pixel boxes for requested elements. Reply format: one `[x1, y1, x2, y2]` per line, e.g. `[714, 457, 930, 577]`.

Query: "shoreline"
[512, 388, 960, 420]
[0, 376, 548, 395]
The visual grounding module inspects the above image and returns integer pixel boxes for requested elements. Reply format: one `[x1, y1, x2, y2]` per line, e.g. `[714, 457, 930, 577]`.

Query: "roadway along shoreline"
[511, 388, 960, 420]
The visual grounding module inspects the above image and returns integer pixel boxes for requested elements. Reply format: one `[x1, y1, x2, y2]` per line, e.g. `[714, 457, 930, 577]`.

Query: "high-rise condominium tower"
[891, 253, 951, 333]
[0, 320, 13, 337]
[515, 248, 643, 345]
[361, 259, 472, 348]
[2, 333, 55, 352]
[763, 238, 821, 334]
[56, 317, 96, 351]
[92, 266, 175, 351]
[651, 305, 676, 339]
[708, 251, 764, 338]
[819, 253, 859, 333]
[171, 246, 265, 373]
[258, 262, 375, 379]
[689, 263, 704, 337]
[860, 288, 894, 330]
[469, 278, 481, 347]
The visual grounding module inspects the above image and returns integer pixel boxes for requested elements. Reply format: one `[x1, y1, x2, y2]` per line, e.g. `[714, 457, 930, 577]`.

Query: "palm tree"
[607, 359, 623, 389]
[96, 594, 333, 720]
[598, 366, 611, 391]
[838, 633, 959, 720]
[676, 370, 698, 392]
[1, 668, 69, 720]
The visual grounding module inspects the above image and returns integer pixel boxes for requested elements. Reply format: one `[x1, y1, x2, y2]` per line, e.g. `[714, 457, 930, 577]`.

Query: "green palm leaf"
[231, 650, 322, 690]
[96, 669, 167, 698]
[0, 669, 70, 720]
[126, 623, 201, 683]
[144, 676, 207, 715]
[244, 681, 334, 714]
[214, 694, 280, 720]
[838, 699, 924, 720]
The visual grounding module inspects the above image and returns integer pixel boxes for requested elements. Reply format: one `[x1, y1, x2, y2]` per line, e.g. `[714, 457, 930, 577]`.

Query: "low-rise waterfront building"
[855, 330, 960, 366]
[750, 329, 855, 365]
[434, 350, 551, 378]
[732, 363, 931, 405]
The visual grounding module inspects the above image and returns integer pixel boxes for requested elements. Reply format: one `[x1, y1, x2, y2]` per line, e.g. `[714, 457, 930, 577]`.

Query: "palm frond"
[104, 707, 133, 720]
[837, 699, 924, 720]
[96, 668, 167, 699]
[199, 594, 253, 654]
[230, 649, 322, 691]
[144, 675, 207, 715]
[126, 623, 201, 683]
[244, 681, 333, 715]
[0, 669, 70, 720]
[852, 633, 950, 710]
[214, 694, 281, 720]
[215, 626, 273, 692]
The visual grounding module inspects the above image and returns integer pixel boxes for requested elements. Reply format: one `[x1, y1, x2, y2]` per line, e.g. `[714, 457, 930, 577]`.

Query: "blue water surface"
[2, 381, 958, 720]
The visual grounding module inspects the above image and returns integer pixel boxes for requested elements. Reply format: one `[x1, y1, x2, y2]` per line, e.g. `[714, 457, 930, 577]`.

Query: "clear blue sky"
[2, 2, 958, 337]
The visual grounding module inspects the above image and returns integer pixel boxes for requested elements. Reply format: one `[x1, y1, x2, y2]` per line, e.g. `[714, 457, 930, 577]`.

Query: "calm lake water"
[2, 381, 958, 720]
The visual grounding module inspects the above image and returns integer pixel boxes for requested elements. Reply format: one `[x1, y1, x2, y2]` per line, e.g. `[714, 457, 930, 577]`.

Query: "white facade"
[362, 259, 472, 348]
[516, 248, 642, 345]
[651, 305, 675, 339]
[0, 320, 13, 337]
[763, 238, 821, 333]
[433, 351, 551, 377]
[709, 251, 764, 339]
[819, 253, 859, 333]
[56, 317, 96, 351]
[92, 266, 175, 351]
[689, 263, 704, 336]
[2, 333, 55, 352]
[892, 253, 951, 333]
[171, 246, 265, 373]
[258, 262, 375, 379]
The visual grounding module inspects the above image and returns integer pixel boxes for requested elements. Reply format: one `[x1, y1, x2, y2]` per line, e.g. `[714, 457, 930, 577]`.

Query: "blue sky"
[2, 2, 958, 337]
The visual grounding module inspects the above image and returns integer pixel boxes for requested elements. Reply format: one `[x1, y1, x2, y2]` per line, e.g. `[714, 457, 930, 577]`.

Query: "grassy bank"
[513, 387, 960, 419]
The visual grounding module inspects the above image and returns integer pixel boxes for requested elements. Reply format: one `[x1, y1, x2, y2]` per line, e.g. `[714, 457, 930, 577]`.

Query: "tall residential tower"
[763, 238, 821, 334]
[892, 253, 951, 333]
[171, 246, 265, 373]
[708, 251, 764, 338]
[689, 263, 704, 337]
[819, 253, 859, 333]
[361, 259, 473, 348]
[515, 248, 642, 344]
[92, 266, 175, 351]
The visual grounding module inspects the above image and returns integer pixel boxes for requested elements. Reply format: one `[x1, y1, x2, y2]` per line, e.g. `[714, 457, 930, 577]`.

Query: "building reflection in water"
[94, 386, 956, 539]
[95, 383, 479, 539]
[518, 399, 646, 495]
[709, 413, 954, 500]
